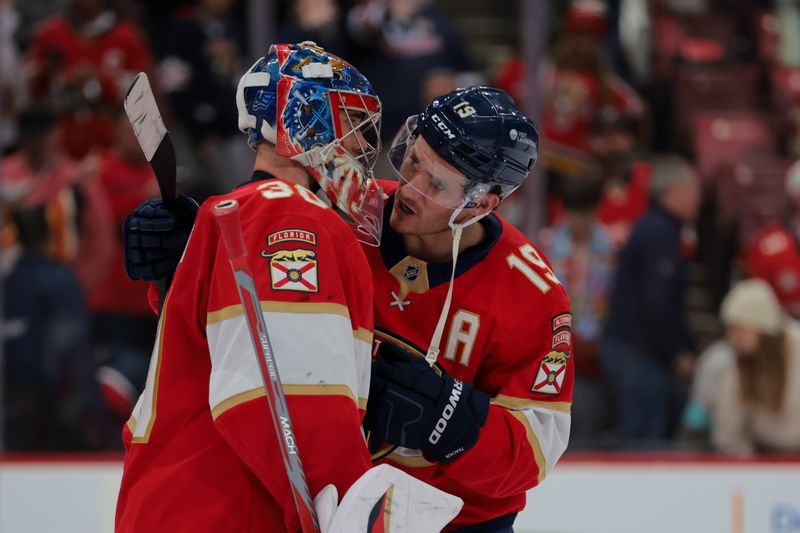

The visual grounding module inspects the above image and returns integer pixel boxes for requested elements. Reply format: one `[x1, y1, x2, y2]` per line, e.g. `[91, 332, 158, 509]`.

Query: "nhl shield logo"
[263, 249, 319, 292]
[532, 351, 568, 395]
[403, 263, 420, 281]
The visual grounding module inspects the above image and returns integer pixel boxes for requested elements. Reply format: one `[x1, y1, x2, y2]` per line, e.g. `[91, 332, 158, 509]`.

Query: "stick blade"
[124, 72, 176, 207]
[124, 73, 166, 162]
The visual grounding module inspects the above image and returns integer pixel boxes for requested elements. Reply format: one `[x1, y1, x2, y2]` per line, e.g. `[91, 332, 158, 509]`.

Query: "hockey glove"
[365, 343, 490, 463]
[122, 195, 198, 281]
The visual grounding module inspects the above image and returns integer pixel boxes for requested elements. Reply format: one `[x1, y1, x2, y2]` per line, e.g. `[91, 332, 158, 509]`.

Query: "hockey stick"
[123, 72, 177, 311]
[212, 199, 320, 533]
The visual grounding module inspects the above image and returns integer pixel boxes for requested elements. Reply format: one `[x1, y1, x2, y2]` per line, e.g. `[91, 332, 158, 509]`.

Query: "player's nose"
[397, 176, 424, 204]
[342, 128, 368, 157]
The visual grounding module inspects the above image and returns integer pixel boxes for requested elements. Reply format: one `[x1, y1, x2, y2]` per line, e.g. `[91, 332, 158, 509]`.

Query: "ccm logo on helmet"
[428, 379, 464, 444]
[430, 114, 456, 140]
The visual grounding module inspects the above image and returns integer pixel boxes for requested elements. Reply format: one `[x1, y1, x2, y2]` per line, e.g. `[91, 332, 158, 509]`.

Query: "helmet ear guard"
[462, 183, 490, 209]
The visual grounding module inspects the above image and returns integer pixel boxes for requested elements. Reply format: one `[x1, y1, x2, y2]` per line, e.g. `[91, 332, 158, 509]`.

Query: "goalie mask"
[236, 42, 384, 245]
[387, 86, 538, 211]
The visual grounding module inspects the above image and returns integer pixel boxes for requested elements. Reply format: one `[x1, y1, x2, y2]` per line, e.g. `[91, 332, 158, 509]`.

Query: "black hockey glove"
[365, 343, 490, 463]
[122, 195, 198, 282]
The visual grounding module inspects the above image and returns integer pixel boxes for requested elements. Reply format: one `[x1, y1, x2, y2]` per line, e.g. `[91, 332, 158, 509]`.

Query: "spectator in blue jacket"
[602, 154, 701, 447]
[2, 206, 109, 450]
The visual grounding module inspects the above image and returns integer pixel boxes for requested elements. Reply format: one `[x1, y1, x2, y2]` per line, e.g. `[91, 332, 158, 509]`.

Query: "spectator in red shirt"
[589, 106, 651, 248]
[547, 106, 651, 245]
[90, 111, 158, 316]
[89, 110, 160, 418]
[0, 107, 113, 295]
[25, 0, 153, 158]
[743, 159, 800, 318]
[495, 0, 643, 157]
[497, 1, 646, 229]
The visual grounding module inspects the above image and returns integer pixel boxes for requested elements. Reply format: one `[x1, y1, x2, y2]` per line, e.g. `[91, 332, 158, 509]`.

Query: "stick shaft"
[124, 72, 176, 309]
[212, 199, 319, 533]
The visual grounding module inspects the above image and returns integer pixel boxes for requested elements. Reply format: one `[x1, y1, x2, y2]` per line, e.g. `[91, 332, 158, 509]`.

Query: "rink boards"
[1, 453, 799, 533]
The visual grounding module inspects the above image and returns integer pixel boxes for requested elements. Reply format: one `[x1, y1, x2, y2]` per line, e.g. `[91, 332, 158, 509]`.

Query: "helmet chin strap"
[424, 197, 491, 366]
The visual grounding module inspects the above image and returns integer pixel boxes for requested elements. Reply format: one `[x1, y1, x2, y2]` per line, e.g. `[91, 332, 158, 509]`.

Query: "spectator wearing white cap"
[710, 279, 800, 454]
[742, 160, 800, 318]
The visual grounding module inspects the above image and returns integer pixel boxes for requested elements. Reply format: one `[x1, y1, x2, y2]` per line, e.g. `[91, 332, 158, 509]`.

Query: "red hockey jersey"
[116, 176, 374, 532]
[365, 183, 573, 530]
[743, 221, 800, 318]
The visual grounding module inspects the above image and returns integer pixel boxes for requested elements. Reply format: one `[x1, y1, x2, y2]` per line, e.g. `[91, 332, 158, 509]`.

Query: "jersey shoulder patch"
[531, 312, 572, 395]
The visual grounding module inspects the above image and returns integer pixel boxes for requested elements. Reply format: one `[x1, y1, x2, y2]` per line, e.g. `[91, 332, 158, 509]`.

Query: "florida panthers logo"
[263, 248, 319, 293]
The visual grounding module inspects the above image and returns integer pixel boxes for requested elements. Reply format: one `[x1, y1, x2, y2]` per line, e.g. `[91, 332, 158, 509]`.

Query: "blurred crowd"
[2, 0, 800, 456]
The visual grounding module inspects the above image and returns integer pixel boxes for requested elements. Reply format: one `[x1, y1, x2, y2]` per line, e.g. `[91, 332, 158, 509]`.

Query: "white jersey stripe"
[206, 309, 369, 418]
[510, 407, 571, 480]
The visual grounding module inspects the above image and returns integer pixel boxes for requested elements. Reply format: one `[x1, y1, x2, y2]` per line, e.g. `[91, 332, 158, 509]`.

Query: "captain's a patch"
[263, 248, 319, 293]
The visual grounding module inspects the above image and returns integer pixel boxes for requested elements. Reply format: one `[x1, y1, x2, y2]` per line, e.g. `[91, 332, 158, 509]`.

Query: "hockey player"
[124, 86, 573, 532]
[362, 87, 572, 532]
[115, 43, 385, 532]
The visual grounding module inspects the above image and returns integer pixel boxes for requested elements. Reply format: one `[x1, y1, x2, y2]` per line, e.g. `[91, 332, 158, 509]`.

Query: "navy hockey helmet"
[388, 86, 538, 208]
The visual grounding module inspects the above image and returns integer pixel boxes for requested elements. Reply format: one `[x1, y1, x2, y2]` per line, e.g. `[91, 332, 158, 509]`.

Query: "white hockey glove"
[312, 464, 463, 533]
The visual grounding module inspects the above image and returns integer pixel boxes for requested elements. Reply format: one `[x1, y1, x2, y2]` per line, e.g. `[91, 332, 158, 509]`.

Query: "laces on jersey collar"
[424, 202, 491, 366]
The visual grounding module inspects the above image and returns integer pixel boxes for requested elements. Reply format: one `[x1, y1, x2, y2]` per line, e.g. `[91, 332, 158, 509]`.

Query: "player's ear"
[471, 192, 500, 215]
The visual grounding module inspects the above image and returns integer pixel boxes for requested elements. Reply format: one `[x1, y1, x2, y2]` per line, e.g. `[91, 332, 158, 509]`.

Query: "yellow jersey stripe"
[207, 300, 352, 325]
[492, 394, 572, 413]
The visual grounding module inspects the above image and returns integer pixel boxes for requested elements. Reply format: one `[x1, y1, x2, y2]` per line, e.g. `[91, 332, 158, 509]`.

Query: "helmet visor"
[388, 116, 475, 210]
